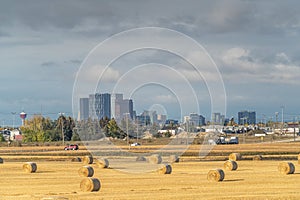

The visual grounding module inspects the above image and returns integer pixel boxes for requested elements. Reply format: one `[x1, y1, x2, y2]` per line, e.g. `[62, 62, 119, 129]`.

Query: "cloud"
[153, 94, 178, 103]
[275, 52, 291, 64]
[1, 0, 300, 121]
[41, 61, 57, 67]
[220, 47, 300, 85]
[64, 59, 82, 65]
[78, 65, 120, 84]
[0, 0, 298, 37]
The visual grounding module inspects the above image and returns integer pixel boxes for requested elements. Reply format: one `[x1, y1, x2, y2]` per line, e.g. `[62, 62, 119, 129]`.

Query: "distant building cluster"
[79, 93, 167, 125]
[80, 93, 131, 122]
[184, 113, 206, 126]
[79, 93, 257, 127]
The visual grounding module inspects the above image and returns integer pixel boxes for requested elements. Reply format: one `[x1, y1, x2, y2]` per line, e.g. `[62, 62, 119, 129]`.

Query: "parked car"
[130, 142, 141, 146]
[64, 144, 79, 150]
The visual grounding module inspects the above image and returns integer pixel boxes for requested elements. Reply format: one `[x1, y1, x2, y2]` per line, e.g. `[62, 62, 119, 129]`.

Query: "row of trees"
[20, 115, 129, 142]
[21, 115, 76, 142]
[20, 115, 165, 143]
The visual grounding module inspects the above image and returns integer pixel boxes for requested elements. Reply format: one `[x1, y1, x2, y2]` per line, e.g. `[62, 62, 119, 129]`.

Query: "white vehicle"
[130, 142, 141, 146]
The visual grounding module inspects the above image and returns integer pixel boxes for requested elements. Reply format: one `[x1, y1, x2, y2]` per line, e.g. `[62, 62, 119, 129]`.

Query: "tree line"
[20, 115, 76, 142]
[20, 115, 127, 142]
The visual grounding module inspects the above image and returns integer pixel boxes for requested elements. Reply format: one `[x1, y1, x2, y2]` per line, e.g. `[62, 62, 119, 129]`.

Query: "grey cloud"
[41, 61, 57, 67]
[219, 47, 300, 85]
[1, 0, 300, 121]
[1, 0, 298, 37]
[64, 59, 82, 65]
[0, 1, 113, 29]
[0, 30, 10, 37]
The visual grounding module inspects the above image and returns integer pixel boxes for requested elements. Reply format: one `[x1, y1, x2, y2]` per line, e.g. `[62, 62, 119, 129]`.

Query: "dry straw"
[253, 155, 263, 161]
[158, 164, 172, 174]
[168, 155, 179, 163]
[41, 196, 69, 200]
[207, 169, 225, 182]
[149, 154, 162, 164]
[0, 157, 3, 164]
[95, 158, 109, 168]
[229, 153, 242, 161]
[23, 162, 37, 173]
[80, 177, 101, 192]
[71, 157, 82, 162]
[224, 160, 238, 171]
[82, 156, 93, 165]
[136, 156, 146, 161]
[278, 162, 295, 175]
[78, 166, 94, 177]
[298, 154, 300, 164]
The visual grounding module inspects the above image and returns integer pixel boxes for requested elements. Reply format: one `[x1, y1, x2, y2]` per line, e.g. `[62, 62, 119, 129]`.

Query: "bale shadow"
[235, 169, 252, 172]
[223, 179, 244, 182]
[35, 170, 56, 173]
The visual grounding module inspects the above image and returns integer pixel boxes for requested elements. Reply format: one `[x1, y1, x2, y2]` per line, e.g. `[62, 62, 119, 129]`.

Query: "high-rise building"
[79, 98, 89, 121]
[111, 93, 123, 119]
[189, 113, 205, 126]
[211, 112, 225, 125]
[238, 110, 256, 125]
[120, 99, 134, 120]
[136, 110, 151, 125]
[89, 93, 111, 120]
[112, 93, 134, 122]
[149, 111, 158, 124]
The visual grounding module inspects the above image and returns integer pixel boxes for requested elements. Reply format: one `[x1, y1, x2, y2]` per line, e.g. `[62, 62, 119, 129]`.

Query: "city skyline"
[1, 1, 300, 125]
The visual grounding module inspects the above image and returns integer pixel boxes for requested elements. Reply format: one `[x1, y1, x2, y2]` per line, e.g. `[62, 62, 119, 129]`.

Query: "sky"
[1, 0, 300, 126]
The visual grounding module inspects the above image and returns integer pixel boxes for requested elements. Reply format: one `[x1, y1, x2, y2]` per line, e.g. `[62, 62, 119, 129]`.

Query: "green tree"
[22, 115, 45, 142]
[0, 134, 5, 142]
[106, 118, 125, 139]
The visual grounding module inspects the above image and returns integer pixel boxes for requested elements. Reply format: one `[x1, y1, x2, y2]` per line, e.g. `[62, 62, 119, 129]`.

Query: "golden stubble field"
[1, 142, 300, 200]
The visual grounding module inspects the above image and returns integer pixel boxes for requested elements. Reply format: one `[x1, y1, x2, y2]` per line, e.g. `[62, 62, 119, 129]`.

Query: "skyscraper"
[189, 113, 205, 126]
[79, 98, 89, 121]
[89, 93, 111, 120]
[113, 93, 134, 122]
[211, 113, 225, 125]
[111, 93, 123, 119]
[238, 110, 256, 125]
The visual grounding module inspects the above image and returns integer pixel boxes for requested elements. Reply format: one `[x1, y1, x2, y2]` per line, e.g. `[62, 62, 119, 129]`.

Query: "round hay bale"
[78, 166, 94, 177]
[80, 177, 101, 192]
[23, 162, 37, 173]
[149, 154, 162, 164]
[298, 154, 300, 164]
[71, 157, 81, 162]
[0, 157, 3, 164]
[278, 162, 295, 175]
[207, 169, 225, 182]
[224, 160, 238, 171]
[82, 156, 93, 165]
[158, 164, 172, 174]
[229, 153, 242, 161]
[136, 156, 147, 162]
[253, 155, 263, 161]
[95, 158, 109, 168]
[168, 155, 179, 163]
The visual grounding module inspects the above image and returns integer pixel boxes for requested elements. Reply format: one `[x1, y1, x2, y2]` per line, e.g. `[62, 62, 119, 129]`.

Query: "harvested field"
[1, 142, 300, 199]
[2, 159, 300, 199]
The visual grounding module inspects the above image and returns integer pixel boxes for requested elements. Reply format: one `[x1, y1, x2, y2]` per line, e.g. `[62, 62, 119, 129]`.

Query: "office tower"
[238, 110, 256, 125]
[89, 93, 111, 120]
[79, 98, 89, 121]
